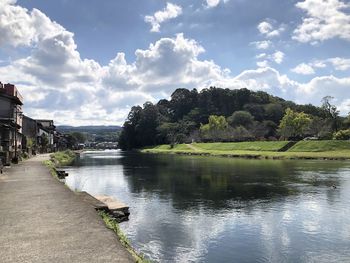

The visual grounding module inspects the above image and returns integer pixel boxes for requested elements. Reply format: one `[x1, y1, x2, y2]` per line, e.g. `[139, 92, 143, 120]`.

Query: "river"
[65, 150, 350, 262]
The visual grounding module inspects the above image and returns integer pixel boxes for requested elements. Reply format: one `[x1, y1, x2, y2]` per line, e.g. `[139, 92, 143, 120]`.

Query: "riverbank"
[0, 154, 134, 262]
[44, 151, 148, 262]
[141, 140, 350, 160]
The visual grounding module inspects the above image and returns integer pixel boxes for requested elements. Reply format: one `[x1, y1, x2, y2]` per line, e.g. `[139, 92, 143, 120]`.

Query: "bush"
[50, 150, 76, 167]
[333, 129, 350, 140]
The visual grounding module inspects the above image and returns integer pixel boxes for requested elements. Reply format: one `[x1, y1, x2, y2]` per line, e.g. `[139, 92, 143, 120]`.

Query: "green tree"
[118, 106, 143, 150]
[321, 96, 340, 132]
[136, 102, 159, 146]
[333, 129, 350, 140]
[279, 108, 311, 140]
[200, 115, 229, 141]
[344, 112, 350, 128]
[70, 132, 86, 144]
[306, 117, 332, 139]
[264, 103, 284, 123]
[157, 122, 180, 146]
[227, 111, 254, 128]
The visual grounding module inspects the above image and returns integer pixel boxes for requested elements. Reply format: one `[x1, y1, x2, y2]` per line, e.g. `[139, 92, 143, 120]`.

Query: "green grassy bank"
[49, 150, 77, 167]
[43, 150, 76, 178]
[99, 212, 150, 263]
[142, 140, 350, 160]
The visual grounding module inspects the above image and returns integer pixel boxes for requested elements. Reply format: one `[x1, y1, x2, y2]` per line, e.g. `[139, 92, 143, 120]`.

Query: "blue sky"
[0, 0, 349, 125]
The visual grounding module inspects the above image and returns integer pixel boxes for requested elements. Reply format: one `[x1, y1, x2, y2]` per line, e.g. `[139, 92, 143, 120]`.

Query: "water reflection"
[65, 150, 350, 262]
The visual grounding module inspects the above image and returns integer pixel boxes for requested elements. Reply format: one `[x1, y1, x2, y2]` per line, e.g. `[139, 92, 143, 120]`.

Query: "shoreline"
[44, 151, 149, 263]
[141, 148, 350, 161]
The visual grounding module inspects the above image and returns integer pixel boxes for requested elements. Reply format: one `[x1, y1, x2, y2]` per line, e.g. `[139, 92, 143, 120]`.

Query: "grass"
[43, 159, 57, 177]
[43, 150, 76, 179]
[288, 140, 350, 152]
[193, 141, 290, 151]
[99, 211, 151, 263]
[144, 144, 193, 151]
[49, 150, 76, 167]
[141, 140, 350, 160]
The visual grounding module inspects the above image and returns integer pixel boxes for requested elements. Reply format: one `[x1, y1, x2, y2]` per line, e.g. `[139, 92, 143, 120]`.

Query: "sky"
[0, 0, 349, 126]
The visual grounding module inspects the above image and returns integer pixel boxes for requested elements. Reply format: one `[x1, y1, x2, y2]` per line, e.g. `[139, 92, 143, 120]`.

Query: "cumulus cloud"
[257, 20, 285, 38]
[257, 60, 269, 68]
[291, 63, 316, 75]
[206, 0, 220, 8]
[293, 0, 350, 43]
[251, 40, 272, 50]
[327, 57, 350, 71]
[298, 75, 350, 106]
[255, 51, 284, 66]
[1, 0, 350, 126]
[144, 3, 182, 33]
[272, 51, 284, 64]
[291, 57, 350, 75]
[0, 1, 65, 47]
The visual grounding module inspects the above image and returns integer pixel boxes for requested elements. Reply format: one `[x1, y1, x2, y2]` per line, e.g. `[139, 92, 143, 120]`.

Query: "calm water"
[65, 150, 350, 262]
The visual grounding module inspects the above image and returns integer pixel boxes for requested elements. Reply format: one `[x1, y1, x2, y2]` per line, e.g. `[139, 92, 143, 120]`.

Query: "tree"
[157, 122, 180, 146]
[70, 132, 86, 144]
[200, 115, 229, 141]
[227, 111, 254, 128]
[118, 106, 143, 150]
[333, 129, 350, 140]
[264, 103, 284, 123]
[170, 88, 198, 121]
[306, 117, 332, 139]
[135, 102, 159, 146]
[279, 108, 311, 140]
[344, 112, 350, 128]
[321, 96, 340, 132]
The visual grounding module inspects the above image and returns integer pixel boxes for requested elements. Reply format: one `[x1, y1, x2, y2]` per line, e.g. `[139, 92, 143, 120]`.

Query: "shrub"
[333, 129, 350, 140]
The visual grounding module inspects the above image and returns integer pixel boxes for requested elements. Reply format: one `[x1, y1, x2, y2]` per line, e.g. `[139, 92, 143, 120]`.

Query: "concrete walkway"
[0, 155, 134, 263]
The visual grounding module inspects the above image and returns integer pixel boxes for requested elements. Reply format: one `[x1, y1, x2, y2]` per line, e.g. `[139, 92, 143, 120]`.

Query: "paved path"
[0, 155, 134, 263]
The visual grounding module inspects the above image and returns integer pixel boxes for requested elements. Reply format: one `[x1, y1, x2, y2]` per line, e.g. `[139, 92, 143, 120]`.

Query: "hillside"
[57, 125, 122, 133]
[119, 87, 347, 150]
[57, 125, 122, 143]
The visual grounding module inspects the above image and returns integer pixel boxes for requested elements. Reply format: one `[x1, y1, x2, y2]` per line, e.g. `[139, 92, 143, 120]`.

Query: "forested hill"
[119, 87, 347, 150]
[57, 125, 121, 133]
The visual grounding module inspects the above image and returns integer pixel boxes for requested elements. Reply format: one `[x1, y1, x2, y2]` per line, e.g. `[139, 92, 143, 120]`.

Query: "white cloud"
[257, 60, 269, 68]
[206, 0, 221, 8]
[255, 51, 284, 65]
[338, 99, 350, 114]
[291, 63, 316, 75]
[144, 3, 182, 33]
[297, 75, 350, 109]
[291, 57, 350, 75]
[252, 40, 272, 50]
[256, 53, 267, 59]
[0, 1, 66, 47]
[272, 51, 284, 64]
[312, 61, 327, 68]
[258, 21, 273, 35]
[257, 20, 285, 38]
[293, 0, 350, 43]
[1, 0, 350, 126]
[327, 57, 350, 71]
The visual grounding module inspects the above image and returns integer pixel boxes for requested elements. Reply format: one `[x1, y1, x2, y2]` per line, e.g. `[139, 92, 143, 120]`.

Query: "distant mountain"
[57, 125, 122, 133]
